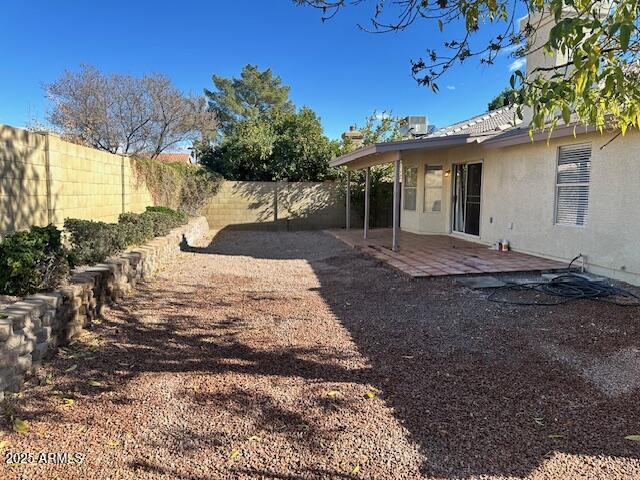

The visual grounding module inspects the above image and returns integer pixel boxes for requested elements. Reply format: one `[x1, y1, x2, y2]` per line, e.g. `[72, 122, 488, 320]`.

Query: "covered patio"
[328, 228, 568, 278]
[339, 135, 480, 251]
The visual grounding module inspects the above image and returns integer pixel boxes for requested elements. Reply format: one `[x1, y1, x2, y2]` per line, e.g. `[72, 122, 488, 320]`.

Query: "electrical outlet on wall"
[508, 222, 514, 230]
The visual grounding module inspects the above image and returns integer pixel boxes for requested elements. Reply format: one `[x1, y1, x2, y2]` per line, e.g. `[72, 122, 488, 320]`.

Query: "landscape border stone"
[0, 216, 209, 400]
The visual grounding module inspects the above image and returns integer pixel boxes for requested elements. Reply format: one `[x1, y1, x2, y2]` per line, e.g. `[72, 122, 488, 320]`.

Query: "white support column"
[364, 167, 370, 240]
[392, 158, 401, 251]
[346, 170, 351, 230]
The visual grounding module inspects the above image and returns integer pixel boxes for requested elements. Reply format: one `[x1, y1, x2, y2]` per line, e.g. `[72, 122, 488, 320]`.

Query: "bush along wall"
[0, 206, 189, 297]
[0, 225, 69, 297]
[0, 216, 209, 400]
[64, 206, 188, 267]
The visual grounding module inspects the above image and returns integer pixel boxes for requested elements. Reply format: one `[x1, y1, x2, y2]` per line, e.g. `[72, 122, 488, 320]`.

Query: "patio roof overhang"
[330, 134, 485, 170]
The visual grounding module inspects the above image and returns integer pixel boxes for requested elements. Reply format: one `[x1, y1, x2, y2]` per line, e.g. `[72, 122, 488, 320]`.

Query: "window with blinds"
[403, 167, 417, 210]
[424, 165, 443, 212]
[555, 143, 591, 226]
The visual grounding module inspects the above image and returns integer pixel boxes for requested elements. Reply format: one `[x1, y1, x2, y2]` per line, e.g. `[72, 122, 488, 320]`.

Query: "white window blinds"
[555, 143, 591, 226]
[403, 167, 417, 211]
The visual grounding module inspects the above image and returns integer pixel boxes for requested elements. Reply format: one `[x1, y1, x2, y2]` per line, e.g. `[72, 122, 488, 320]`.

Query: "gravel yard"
[1, 230, 640, 479]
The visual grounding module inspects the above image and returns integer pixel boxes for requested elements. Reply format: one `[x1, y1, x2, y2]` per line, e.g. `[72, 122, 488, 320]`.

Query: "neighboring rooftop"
[428, 105, 521, 138]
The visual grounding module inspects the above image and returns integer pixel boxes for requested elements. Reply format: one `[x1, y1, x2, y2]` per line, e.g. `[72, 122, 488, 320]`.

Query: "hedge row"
[0, 225, 69, 297]
[0, 206, 188, 296]
[65, 206, 187, 266]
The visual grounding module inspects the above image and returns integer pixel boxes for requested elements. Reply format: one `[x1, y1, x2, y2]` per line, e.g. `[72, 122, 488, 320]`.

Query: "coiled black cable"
[487, 273, 640, 306]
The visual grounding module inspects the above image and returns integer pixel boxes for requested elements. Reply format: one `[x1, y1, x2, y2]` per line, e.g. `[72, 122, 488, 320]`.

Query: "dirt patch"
[1, 230, 639, 479]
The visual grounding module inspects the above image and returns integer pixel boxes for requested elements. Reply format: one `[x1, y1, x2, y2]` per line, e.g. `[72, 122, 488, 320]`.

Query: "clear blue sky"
[0, 0, 522, 140]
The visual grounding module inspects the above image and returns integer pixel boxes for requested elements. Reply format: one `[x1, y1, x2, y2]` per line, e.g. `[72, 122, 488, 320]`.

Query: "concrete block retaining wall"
[0, 216, 209, 400]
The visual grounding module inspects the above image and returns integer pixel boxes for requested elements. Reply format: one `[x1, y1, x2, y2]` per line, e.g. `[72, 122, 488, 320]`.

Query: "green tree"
[297, 0, 640, 133]
[200, 107, 339, 182]
[487, 87, 518, 111]
[339, 110, 406, 153]
[271, 107, 341, 181]
[205, 65, 294, 133]
[360, 111, 406, 146]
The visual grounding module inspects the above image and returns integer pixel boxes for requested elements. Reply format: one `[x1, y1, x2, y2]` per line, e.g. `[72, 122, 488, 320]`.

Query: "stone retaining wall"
[0, 216, 209, 400]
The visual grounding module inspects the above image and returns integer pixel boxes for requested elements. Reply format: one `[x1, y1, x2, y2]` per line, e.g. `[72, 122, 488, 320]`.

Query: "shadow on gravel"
[177, 228, 640, 479]
[131, 460, 357, 480]
[17, 229, 640, 479]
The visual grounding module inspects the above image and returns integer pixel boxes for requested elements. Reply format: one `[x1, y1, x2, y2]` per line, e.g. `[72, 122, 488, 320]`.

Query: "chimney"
[519, 3, 611, 125]
[520, 12, 571, 81]
[518, 11, 572, 124]
[342, 125, 364, 151]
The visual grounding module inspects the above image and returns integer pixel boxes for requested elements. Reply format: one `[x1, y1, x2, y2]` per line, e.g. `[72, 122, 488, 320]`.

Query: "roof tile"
[429, 105, 521, 138]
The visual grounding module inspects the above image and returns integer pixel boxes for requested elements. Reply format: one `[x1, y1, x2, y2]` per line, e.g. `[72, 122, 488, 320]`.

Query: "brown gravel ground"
[1, 230, 640, 480]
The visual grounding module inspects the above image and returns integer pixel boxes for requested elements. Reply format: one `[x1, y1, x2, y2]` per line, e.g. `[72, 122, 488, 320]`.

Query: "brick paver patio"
[327, 228, 568, 278]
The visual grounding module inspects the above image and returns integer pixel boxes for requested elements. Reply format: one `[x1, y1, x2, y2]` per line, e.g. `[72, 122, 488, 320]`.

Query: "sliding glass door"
[452, 162, 482, 236]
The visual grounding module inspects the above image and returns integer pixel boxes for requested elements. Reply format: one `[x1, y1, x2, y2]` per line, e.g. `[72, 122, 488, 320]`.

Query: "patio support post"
[392, 158, 401, 252]
[364, 167, 370, 240]
[346, 170, 351, 230]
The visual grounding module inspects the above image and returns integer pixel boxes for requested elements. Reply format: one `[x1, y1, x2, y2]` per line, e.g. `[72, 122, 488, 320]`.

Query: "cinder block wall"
[0, 124, 154, 235]
[203, 180, 346, 230]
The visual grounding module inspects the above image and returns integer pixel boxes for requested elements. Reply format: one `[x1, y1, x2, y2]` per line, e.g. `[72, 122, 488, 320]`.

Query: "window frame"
[403, 166, 417, 211]
[554, 143, 592, 228]
[423, 164, 444, 213]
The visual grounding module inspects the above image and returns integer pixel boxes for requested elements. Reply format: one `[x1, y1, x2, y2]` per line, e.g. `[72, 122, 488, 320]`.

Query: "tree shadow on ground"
[8, 229, 640, 479]
[176, 229, 640, 478]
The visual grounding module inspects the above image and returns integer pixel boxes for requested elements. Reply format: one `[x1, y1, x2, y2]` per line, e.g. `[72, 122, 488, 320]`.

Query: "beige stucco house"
[331, 13, 640, 286]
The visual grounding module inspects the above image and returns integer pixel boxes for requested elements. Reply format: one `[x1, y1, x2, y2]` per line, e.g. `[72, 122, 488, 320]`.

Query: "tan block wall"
[0, 125, 50, 234]
[0, 124, 154, 235]
[204, 180, 345, 230]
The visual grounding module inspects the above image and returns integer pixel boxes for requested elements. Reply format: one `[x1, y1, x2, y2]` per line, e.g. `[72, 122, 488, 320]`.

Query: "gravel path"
[1, 230, 640, 479]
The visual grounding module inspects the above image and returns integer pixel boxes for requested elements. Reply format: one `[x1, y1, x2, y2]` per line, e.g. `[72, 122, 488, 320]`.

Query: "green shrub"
[145, 205, 188, 223]
[0, 225, 69, 296]
[118, 212, 154, 246]
[142, 206, 188, 236]
[64, 219, 128, 266]
[64, 206, 188, 266]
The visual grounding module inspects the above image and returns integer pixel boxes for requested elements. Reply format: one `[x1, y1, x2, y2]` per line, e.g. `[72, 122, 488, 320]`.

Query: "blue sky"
[0, 0, 523, 140]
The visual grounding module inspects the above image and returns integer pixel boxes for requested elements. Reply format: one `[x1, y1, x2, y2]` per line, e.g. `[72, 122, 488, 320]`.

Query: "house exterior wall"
[399, 130, 640, 285]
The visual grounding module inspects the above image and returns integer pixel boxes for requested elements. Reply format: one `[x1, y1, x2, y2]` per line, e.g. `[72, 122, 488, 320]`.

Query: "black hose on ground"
[487, 273, 640, 307]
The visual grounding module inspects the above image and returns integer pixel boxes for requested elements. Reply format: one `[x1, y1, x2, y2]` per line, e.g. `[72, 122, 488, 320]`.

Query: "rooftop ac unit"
[401, 116, 433, 138]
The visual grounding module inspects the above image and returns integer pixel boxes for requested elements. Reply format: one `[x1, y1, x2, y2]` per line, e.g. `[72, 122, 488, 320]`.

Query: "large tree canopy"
[296, 0, 640, 133]
[200, 107, 340, 182]
[200, 65, 340, 182]
[46, 65, 216, 157]
[205, 64, 294, 133]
